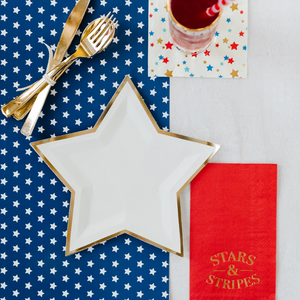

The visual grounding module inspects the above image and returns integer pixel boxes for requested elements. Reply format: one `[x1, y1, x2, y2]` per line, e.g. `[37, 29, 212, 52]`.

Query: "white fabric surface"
[169, 0, 300, 299]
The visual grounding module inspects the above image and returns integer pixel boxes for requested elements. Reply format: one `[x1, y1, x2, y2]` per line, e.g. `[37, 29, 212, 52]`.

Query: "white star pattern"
[0, 0, 170, 299]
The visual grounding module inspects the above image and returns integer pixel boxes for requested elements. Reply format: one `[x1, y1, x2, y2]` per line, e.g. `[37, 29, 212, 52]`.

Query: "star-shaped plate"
[31, 76, 220, 256]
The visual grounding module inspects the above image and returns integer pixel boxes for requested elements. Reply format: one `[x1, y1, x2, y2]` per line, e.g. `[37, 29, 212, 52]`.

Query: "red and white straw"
[206, 0, 235, 16]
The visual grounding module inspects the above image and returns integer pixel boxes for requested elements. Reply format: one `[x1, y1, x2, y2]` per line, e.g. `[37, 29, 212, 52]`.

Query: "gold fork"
[14, 26, 112, 122]
[1, 14, 117, 118]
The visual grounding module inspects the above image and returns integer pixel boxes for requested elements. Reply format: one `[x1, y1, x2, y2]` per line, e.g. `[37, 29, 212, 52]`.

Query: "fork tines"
[94, 18, 117, 46]
[88, 13, 114, 41]
[96, 20, 118, 49]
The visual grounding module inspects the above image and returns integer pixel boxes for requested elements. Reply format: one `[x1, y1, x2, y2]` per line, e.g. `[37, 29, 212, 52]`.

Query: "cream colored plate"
[31, 76, 220, 256]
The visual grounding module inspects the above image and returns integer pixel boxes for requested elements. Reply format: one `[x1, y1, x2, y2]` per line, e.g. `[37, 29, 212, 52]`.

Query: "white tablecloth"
[170, 1, 300, 298]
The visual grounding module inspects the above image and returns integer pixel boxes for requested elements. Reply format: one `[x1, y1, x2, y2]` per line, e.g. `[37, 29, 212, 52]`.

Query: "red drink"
[170, 0, 219, 29]
[167, 0, 222, 53]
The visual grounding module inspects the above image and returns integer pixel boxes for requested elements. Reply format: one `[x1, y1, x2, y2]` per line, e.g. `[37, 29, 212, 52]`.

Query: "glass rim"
[167, 0, 223, 32]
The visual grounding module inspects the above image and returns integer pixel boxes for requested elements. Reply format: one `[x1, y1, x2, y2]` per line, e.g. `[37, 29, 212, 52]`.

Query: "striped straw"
[206, 0, 235, 16]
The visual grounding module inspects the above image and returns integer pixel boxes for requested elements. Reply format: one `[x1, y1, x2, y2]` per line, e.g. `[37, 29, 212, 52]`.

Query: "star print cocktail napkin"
[148, 0, 248, 78]
[190, 163, 277, 299]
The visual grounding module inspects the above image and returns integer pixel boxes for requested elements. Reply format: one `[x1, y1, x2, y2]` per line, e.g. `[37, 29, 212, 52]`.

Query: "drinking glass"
[167, 0, 222, 53]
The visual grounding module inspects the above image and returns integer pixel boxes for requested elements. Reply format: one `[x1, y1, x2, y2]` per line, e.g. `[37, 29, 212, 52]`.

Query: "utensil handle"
[1, 77, 48, 117]
[20, 60, 76, 136]
[1, 54, 76, 118]
[21, 85, 51, 136]
[13, 96, 37, 121]
[14, 61, 74, 120]
[46, 54, 77, 81]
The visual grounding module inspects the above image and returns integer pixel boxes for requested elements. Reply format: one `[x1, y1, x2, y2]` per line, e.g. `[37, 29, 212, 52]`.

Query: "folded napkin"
[148, 0, 248, 78]
[190, 163, 277, 299]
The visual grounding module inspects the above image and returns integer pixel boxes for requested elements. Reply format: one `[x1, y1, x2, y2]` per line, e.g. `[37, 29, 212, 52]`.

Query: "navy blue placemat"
[0, 0, 170, 299]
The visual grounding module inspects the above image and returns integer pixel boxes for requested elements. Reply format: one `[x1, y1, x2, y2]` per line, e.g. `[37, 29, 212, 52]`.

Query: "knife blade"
[48, 0, 91, 70]
[13, 0, 90, 122]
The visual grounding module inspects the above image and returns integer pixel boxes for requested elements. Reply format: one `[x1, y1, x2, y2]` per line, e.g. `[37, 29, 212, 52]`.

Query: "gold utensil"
[12, 0, 91, 121]
[13, 64, 71, 120]
[1, 14, 117, 119]
[21, 17, 116, 136]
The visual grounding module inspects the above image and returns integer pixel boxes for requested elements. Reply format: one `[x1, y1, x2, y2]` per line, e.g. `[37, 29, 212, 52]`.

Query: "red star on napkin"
[165, 41, 173, 49]
[230, 42, 239, 50]
[204, 50, 210, 56]
[163, 57, 169, 64]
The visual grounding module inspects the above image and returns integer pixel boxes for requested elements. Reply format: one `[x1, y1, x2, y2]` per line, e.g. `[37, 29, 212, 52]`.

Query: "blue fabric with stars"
[0, 0, 170, 299]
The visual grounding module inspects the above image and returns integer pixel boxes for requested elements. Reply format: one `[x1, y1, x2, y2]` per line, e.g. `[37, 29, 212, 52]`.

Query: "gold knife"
[12, 0, 90, 125]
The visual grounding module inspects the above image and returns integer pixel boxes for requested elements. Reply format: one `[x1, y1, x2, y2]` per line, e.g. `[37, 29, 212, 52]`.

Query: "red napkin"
[190, 163, 277, 300]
